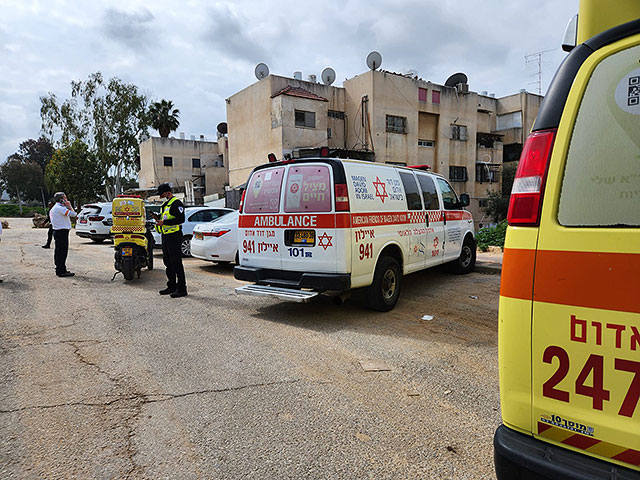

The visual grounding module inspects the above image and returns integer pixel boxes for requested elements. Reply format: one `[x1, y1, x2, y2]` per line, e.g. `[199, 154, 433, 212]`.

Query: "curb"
[474, 264, 501, 274]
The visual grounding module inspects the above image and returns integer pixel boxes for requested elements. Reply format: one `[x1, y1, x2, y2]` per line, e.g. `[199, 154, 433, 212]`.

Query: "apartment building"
[138, 135, 228, 202]
[226, 69, 542, 222]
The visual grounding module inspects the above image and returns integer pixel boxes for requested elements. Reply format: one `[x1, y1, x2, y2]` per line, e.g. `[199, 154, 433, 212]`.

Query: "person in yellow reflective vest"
[155, 183, 187, 297]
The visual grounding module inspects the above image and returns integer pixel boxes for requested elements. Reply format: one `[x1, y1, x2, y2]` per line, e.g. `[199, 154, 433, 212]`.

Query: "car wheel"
[181, 235, 192, 257]
[366, 256, 401, 312]
[450, 235, 476, 274]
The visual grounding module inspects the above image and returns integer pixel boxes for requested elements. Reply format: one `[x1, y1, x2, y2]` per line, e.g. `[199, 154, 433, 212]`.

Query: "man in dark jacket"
[154, 183, 187, 298]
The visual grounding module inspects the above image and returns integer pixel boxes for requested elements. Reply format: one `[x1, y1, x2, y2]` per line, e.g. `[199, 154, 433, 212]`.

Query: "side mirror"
[459, 193, 470, 208]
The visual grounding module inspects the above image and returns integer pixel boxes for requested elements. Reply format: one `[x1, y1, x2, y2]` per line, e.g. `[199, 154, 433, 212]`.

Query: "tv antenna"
[321, 67, 336, 85]
[366, 51, 382, 70]
[525, 49, 555, 95]
[254, 63, 270, 80]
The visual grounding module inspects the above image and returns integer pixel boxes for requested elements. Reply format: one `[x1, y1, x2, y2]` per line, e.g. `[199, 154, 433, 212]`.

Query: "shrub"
[0, 204, 46, 217]
[476, 220, 508, 251]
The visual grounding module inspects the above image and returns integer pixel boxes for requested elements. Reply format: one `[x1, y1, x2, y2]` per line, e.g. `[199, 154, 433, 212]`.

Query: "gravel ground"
[0, 217, 501, 479]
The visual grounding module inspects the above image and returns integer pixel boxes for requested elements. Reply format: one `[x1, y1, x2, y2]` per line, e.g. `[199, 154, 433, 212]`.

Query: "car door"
[415, 173, 445, 267]
[398, 171, 426, 273]
[435, 178, 463, 262]
[531, 39, 640, 470]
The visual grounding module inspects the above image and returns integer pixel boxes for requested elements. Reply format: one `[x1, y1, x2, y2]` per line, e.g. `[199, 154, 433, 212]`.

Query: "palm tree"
[148, 100, 180, 138]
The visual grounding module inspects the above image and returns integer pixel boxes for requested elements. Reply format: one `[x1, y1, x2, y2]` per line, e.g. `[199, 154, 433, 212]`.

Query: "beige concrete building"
[227, 70, 542, 222]
[138, 135, 228, 202]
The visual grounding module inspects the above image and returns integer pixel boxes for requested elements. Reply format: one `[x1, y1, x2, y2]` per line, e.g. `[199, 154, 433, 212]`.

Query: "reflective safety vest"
[156, 196, 180, 235]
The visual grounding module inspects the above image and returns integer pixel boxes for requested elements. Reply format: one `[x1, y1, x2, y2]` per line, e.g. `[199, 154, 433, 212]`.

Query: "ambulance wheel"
[366, 256, 401, 312]
[122, 257, 134, 281]
[451, 236, 476, 274]
[181, 235, 192, 257]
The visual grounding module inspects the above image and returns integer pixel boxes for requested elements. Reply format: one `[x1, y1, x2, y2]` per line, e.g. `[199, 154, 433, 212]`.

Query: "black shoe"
[57, 271, 75, 277]
[159, 287, 177, 295]
[42, 245, 50, 249]
[170, 290, 188, 298]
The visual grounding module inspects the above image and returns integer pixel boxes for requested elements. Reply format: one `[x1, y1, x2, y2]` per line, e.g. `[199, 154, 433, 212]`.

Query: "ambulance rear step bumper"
[234, 266, 350, 291]
[235, 284, 319, 302]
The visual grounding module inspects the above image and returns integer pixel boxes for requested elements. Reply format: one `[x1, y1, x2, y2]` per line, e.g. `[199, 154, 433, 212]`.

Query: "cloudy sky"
[0, 0, 579, 164]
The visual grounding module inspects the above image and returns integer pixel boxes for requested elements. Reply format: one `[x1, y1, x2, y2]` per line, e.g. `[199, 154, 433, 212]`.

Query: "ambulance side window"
[399, 171, 423, 210]
[416, 174, 440, 210]
[284, 165, 331, 213]
[558, 44, 640, 227]
[436, 178, 460, 210]
[244, 167, 285, 214]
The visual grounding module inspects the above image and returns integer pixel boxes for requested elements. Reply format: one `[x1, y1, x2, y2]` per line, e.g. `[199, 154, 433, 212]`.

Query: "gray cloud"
[202, 5, 269, 64]
[102, 8, 156, 50]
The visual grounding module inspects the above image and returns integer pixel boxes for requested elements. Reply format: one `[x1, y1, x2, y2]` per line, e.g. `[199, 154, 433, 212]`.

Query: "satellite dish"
[444, 72, 468, 88]
[254, 63, 270, 80]
[321, 67, 336, 85]
[366, 51, 382, 70]
[217, 122, 228, 135]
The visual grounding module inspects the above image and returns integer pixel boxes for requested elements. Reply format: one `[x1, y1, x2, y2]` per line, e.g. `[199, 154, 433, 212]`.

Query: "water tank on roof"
[308, 74, 317, 83]
[294, 71, 302, 80]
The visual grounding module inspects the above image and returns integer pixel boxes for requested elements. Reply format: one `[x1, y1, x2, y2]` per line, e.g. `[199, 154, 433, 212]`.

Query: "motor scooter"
[111, 195, 154, 280]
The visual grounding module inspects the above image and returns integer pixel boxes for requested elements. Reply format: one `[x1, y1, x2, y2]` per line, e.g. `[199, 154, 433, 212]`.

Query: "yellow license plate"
[194, 232, 203, 240]
[293, 230, 315, 245]
[122, 247, 133, 256]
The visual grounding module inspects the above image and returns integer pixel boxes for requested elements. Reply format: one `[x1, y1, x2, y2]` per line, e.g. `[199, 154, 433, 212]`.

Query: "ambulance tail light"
[507, 129, 556, 226]
[335, 184, 350, 212]
[239, 190, 246, 214]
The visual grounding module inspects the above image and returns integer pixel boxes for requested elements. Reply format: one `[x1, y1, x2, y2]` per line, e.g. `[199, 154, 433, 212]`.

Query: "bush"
[0, 204, 46, 217]
[476, 220, 508, 251]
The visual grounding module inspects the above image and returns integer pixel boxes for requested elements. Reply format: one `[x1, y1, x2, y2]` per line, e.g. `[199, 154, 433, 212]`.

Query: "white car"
[191, 210, 239, 264]
[152, 206, 234, 257]
[76, 202, 113, 243]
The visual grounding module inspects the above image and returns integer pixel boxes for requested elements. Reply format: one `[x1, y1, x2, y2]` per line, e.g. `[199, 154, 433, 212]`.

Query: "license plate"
[122, 247, 133, 256]
[293, 230, 315, 245]
[194, 232, 203, 240]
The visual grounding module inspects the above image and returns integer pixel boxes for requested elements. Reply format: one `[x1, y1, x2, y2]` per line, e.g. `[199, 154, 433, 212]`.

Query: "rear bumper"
[75, 231, 110, 240]
[234, 266, 350, 291]
[494, 425, 640, 480]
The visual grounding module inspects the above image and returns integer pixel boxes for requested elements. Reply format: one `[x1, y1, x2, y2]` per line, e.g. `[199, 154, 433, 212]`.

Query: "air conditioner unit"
[456, 83, 469, 94]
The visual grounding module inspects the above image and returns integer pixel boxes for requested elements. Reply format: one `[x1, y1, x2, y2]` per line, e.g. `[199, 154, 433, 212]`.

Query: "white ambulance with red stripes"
[234, 158, 475, 311]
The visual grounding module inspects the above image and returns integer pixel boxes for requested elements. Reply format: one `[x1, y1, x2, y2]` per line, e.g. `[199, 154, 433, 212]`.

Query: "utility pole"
[525, 49, 556, 95]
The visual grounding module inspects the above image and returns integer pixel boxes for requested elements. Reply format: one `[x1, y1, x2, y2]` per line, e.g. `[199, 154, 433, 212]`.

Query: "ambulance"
[233, 158, 475, 311]
[494, 1, 640, 478]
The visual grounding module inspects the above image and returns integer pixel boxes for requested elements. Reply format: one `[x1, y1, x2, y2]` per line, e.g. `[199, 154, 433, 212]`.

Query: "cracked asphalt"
[0, 218, 501, 479]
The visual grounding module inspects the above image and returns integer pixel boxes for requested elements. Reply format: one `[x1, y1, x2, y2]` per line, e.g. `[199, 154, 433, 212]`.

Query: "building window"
[418, 88, 428, 102]
[432, 91, 440, 104]
[295, 110, 316, 128]
[327, 127, 332, 139]
[163, 156, 173, 167]
[503, 143, 523, 162]
[418, 139, 435, 147]
[192, 158, 201, 168]
[496, 111, 523, 130]
[476, 163, 500, 183]
[449, 166, 468, 182]
[328, 110, 345, 119]
[386, 115, 407, 134]
[479, 198, 488, 208]
[450, 124, 468, 141]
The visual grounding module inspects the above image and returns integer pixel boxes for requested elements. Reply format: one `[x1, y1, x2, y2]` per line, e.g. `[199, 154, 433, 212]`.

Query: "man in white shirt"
[50, 192, 77, 277]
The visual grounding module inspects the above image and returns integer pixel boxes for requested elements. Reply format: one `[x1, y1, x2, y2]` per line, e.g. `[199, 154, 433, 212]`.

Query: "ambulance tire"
[122, 257, 134, 281]
[451, 236, 476, 274]
[366, 256, 401, 312]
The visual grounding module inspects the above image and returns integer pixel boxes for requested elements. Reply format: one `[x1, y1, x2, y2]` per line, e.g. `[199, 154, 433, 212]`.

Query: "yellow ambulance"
[494, 1, 640, 478]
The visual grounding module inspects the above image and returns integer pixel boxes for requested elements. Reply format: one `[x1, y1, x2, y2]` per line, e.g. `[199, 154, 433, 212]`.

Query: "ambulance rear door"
[531, 37, 640, 471]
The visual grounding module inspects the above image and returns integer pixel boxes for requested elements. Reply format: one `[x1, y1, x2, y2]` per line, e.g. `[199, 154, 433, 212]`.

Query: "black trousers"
[53, 229, 70, 275]
[45, 226, 53, 246]
[162, 232, 186, 292]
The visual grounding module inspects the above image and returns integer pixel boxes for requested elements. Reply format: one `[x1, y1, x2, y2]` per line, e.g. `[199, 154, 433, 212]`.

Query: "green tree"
[0, 156, 45, 208]
[482, 161, 519, 223]
[14, 137, 54, 174]
[148, 99, 180, 137]
[45, 141, 103, 207]
[40, 72, 150, 198]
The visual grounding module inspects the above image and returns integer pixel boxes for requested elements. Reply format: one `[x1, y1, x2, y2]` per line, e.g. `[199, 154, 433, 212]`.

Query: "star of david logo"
[317, 232, 333, 250]
[372, 176, 388, 203]
[433, 237, 439, 248]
